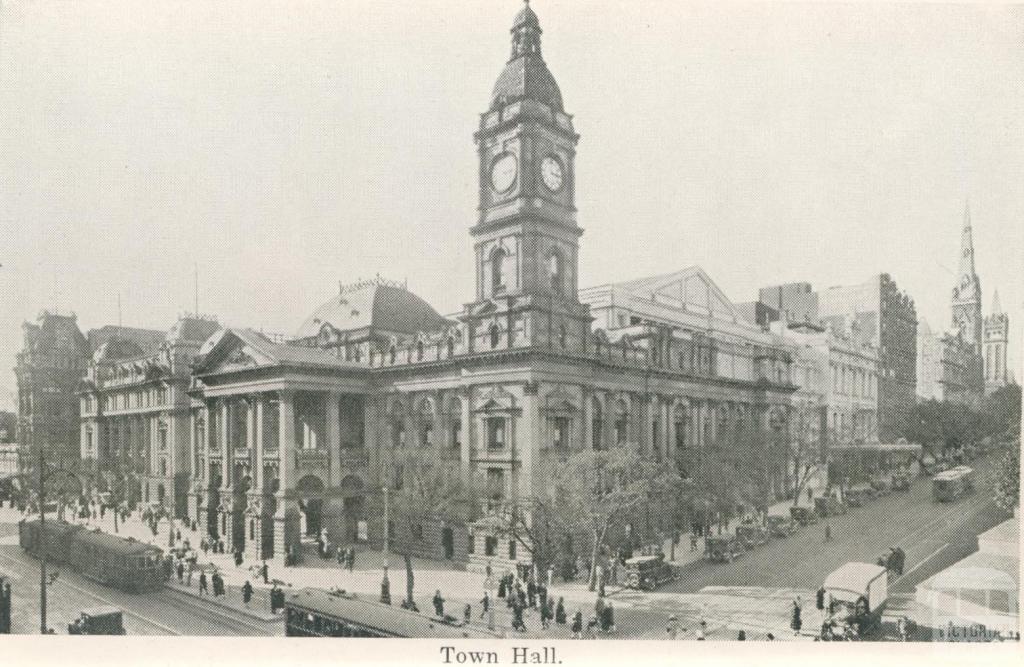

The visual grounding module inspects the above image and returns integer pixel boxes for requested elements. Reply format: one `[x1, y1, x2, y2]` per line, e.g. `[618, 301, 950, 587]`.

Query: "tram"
[931, 466, 974, 502]
[284, 588, 500, 638]
[19, 519, 164, 592]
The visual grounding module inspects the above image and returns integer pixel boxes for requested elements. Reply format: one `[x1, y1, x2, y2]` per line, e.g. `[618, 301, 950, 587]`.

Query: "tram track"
[156, 586, 280, 636]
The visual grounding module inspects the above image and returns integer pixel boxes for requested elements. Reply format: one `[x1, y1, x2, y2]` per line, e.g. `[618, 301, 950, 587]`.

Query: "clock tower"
[464, 1, 592, 353]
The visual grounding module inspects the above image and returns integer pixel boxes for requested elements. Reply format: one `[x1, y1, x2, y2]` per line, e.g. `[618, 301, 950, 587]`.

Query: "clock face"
[490, 153, 517, 193]
[541, 155, 564, 192]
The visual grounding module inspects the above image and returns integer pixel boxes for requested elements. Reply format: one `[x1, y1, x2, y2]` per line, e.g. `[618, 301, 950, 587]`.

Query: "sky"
[0, 0, 1022, 411]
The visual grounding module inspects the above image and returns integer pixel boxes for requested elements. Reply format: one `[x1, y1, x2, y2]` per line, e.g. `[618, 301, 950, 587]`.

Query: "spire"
[958, 200, 976, 278]
[991, 289, 1002, 315]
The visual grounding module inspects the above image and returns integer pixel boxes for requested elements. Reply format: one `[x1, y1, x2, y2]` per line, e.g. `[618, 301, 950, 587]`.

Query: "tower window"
[547, 251, 564, 295]
[490, 247, 507, 294]
[490, 324, 501, 349]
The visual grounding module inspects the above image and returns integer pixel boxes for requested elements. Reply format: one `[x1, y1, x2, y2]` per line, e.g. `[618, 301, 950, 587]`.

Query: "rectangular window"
[487, 417, 506, 450]
[451, 419, 462, 449]
[484, 536, 497, 557]
[467, 532, 475, 554]
[509, 539, 517, 560]
[551, 416, 569, 450]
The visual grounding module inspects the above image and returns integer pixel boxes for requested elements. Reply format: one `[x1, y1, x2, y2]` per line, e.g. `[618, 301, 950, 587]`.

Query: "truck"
[67, 606, 126, 635]
[822, 562, 888, 638]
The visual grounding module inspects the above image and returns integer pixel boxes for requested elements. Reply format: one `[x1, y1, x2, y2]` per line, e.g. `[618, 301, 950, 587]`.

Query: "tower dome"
[490, 1, 563, 111]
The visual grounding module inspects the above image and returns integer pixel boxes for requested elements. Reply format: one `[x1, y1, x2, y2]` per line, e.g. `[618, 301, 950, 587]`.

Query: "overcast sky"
[1, 0, 1022, 410]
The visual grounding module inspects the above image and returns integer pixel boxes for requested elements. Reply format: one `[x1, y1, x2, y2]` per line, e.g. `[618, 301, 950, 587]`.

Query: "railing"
[233, 447, 251, 459]
[339, 449, 369, 467]
[295, 449, 330, 468]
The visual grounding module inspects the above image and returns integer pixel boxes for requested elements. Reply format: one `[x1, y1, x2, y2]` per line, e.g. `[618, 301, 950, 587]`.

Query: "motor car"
[623, 553, 675, 591]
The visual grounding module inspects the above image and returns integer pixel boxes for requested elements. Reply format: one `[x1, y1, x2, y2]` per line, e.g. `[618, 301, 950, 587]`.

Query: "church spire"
[959, 200, 976, 278]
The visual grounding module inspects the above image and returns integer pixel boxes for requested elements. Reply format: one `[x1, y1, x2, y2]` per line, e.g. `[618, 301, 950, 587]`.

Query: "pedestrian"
[696, 624, 706, 641]
[199, 572, 208, 595]
[200, 538, 208, 555]
[594, 595, 605, 623]
[897, 616, 906, 642]
[816, 586, 826, 610]
[433, 590, 445, 618]
[791, 599, 803, 635]
[242, 580, 253, 607]
[100, 505, 105, 519]
[540, 597, 551, 629]
[807, 486, 813, 503]
[176, 529, 182, 543]
[605, 601, 615, 633]
[463, 603, 472, 626]
[737, 629, 746, 641]
[538, 582, 548, 612]
[690, 534, 699, 552]
[584, 617, 597, 640]
[497, 576, 507, 599]
[480, 592, 490, 619]
[824, 524, 832, 542]
[527, 578, 537, 609]
[555, 597, 566, 626]
[234, 549, 243, 567]
[666, 615, 679, 640]
[571, 611, 583, 639]
[346, 548, 355, 573]
[517, 586, 526, 611]
[512, 603, 526, 633]
[485, 560, 492, 579]
[766, 633, 775, 641]
[176, 561, 184, 583]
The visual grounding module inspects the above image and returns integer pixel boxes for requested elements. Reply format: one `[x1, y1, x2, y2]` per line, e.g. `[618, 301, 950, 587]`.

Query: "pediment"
[196, 330, 276, 375]
[477, 386, 516, 412]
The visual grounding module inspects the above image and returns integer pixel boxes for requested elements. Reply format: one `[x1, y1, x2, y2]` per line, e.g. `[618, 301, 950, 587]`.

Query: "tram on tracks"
[284, 588, 501, 638]
[931, 466, 975, 502]
[19, 518, 164, 592]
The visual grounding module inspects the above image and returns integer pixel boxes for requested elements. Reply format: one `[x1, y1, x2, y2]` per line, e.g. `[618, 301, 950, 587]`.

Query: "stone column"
[274, 390, 300, 566]
[326, 392, 341, 486]
[459, 387, 472, 482]
[519, 383, 540, 502]
[640, 395, 653, 454]
[581, 387, 592, 452]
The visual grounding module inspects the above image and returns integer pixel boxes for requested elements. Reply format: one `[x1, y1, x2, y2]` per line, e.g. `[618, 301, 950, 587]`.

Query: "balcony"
[233, 447, 251, 460]
[295, 448, 330, 470]
[339, 449, 369, 468]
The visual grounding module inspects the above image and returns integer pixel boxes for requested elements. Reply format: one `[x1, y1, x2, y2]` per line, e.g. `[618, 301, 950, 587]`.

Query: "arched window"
[547, 251, 564, 295]
[490, 246, 507, 294]
[489, 324, 501, 349]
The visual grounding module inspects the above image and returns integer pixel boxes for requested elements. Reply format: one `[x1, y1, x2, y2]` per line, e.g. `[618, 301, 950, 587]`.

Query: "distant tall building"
[818, 274, 917, 441]
[984, 290, 1011, 394]
[758, 282, 819, 325]
[14, 312, 92, 465]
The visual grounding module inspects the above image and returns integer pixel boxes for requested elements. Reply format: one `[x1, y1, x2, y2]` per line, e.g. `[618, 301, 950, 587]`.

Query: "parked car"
[789, 506, 818, 526]
[705, 535, 744, 563]
[623, 554, 675, 591]
[869, 477, 892, 496]
[891, 472, 911, 492]
[735, 524, 770, 549]
[844, 488, 870, 508]
[815, 496, 847, 517]
[766, 515, 797, 537]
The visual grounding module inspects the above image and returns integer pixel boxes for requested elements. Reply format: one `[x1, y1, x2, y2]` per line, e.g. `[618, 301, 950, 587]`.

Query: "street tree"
[788, 403, 826, 506]
[991, 444, 1020, 514]
[384, 448, 480, 608]
[549, 447, 678, 590]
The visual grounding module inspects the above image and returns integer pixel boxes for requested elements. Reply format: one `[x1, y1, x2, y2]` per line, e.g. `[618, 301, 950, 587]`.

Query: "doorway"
[442, 527, 455, 560]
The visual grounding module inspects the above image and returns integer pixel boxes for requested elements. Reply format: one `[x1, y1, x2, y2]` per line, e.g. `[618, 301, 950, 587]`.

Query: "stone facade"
[172, 5, 797, 571]
[818, 275, 918, 441]
[79, 317, 219, 517]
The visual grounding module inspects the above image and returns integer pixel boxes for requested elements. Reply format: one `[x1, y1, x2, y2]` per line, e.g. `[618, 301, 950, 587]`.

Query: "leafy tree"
[383, 448, 480, 607]
[548, 447, 679, 590]
[991, 445, 1020, 514]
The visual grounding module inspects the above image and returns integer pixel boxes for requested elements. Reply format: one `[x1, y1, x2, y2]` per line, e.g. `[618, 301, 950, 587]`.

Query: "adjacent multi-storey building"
[818, 274, 917, 441]
[984, 290, 1011, 395]
[14, 312, 92, 466]
[179, 4, 797, 570]
[916, 319, 980, 405]
[79, 317, 220, 516]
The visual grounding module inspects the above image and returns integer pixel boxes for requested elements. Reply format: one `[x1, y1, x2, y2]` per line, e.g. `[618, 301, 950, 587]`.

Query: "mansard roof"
[295, 281, 451, 340]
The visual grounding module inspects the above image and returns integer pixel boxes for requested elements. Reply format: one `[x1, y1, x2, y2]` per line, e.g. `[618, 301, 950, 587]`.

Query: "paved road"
[661, 453, 1007, 596]
[0, 523, 281, 635]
